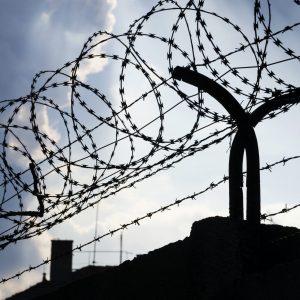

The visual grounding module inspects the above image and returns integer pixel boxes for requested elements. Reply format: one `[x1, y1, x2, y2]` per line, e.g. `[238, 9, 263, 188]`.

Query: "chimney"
[50, 240, 73, 283]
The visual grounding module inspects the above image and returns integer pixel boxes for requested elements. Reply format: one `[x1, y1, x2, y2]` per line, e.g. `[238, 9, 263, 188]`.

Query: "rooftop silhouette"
[7, 217, 300, 299]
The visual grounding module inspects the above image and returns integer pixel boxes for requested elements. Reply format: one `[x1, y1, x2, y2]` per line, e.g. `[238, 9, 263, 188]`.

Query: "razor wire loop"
[1, 162, 45, 218]
[0, 0, 300, 248]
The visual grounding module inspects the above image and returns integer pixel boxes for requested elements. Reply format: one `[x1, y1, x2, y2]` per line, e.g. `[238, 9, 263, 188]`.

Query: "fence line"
[1, 153, 300, 284]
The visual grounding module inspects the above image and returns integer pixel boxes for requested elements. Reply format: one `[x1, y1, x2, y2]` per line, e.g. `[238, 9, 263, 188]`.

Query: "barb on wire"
[261, 203, 300, 221]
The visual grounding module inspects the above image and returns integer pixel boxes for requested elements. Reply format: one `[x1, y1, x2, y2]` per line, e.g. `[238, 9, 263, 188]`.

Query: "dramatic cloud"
[0, 1, 117, 298]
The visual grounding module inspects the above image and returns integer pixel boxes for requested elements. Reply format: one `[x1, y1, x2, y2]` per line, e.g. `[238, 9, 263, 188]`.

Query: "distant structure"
[6, 240, 113, 300]
[50, 240, 73, 283]
[7, 218, 300, 300]
[50, 240, 73, 282]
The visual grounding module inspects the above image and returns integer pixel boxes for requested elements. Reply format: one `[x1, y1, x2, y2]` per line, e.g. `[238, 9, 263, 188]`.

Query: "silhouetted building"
[50, 240, 73, 283]
[7, 218, 300, 300]
[6, 240, 113, 300]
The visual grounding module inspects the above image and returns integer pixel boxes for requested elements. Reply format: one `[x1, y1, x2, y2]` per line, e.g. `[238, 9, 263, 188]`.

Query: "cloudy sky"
[0, 0, 299, 298]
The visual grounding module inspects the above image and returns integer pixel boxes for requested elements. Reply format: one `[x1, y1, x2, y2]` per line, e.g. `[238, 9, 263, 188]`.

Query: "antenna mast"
[119, 232, 123, 265]
[92, 203, 99, 265]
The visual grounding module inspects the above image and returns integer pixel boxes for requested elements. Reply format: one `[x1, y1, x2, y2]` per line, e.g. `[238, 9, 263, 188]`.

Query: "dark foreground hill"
[13, 217, 300, 299]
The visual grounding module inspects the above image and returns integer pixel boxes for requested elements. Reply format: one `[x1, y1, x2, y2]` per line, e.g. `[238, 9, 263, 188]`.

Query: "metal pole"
[120, 232, 123, 265]
[92, 203, 99, 265]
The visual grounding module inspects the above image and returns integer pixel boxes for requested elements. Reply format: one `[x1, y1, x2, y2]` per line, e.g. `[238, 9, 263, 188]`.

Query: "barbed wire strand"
[1, 153, 300, 284]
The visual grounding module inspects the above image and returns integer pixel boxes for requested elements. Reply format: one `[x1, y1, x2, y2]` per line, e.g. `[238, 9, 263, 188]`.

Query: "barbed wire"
[261, 203, 300, 221]
[0, 0, 299, 248]
[1, 153, 300, 284]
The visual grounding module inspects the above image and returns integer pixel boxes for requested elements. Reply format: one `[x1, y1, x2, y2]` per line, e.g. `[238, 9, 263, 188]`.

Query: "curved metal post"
[229, 130, 261, 223]
[172, 66, 261, 224]
[250, 89, 300, 126]
[228, 130, 244, 220]
[230, 88, 300, 221]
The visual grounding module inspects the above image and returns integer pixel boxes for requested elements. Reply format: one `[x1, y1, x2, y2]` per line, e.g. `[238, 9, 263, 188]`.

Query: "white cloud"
[0, 271, 41, 300]
[0, 233, 53, 300]
[32, 232, 54, 261]
[0, 1, 119, 296]
[39, 11, 52, 26]
[76, 0, 117, 82]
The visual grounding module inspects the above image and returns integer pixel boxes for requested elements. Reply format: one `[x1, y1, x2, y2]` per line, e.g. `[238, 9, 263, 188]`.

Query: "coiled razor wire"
[0, 0, 300, 249]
